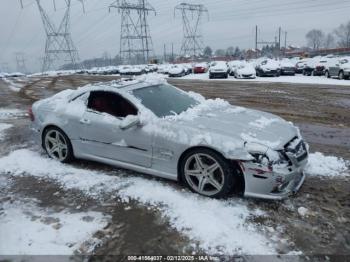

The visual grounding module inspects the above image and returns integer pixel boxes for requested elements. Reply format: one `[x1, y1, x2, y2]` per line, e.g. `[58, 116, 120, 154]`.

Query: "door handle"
[80, 118, 91, 125]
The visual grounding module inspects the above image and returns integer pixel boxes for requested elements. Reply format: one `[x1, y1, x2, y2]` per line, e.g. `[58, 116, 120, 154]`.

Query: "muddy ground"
[0, 75, 349, 260]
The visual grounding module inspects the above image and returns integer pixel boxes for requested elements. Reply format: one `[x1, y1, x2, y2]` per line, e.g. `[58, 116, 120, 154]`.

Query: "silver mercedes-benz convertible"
[30, 78, 308, 200]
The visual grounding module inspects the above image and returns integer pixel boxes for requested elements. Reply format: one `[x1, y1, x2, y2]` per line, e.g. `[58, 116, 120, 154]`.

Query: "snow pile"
[0, 108, 27, 120]
[306, 152, 349, 177]
[0, 149, 275, 255]
[0, 200, 109, 255]
[0, 123, 12, 140]
[2, 78, 23, 92]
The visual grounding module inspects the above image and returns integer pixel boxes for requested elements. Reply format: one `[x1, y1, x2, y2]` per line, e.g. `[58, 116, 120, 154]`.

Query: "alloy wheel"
[184, 153, 225, 196]
[44, 129, 68, 161]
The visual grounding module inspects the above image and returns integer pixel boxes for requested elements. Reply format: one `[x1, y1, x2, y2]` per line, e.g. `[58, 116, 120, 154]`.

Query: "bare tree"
[306, 29, 325, 50]
[324, 33, 335, 49]
[334, 21, 350, 48]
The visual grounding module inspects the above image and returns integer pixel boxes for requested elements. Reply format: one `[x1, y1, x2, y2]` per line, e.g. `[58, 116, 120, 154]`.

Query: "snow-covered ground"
[0, 108, 27, 120]
[0, 200, 109, 255]
[0, 149, 348, 255]
[176, 73, 350, 86]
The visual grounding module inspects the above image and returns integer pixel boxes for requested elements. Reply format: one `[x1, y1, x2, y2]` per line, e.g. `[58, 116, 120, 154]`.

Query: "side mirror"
[119, 115, 141, 130]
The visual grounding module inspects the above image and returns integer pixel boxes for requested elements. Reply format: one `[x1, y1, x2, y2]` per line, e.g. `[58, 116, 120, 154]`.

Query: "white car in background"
[168, 65, 186, 77]
[157, 64, 170, 74]
[209, 61, 229, 79]
[255, 59, 281, 77]
[234, 63, 256, 79]
[279, 59, 296, 76]
[228, 60, 243, 76]
[119, 65, 133, 75]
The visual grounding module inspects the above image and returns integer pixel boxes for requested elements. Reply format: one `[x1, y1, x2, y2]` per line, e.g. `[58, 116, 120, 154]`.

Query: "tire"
[325, 70, 330, 78]
[179, 148, 237, 198]
[339, 71, 344, 80]
[209, 74, 213, 79]
[43, 127, 74, 163]
[224, 74, 228, 79]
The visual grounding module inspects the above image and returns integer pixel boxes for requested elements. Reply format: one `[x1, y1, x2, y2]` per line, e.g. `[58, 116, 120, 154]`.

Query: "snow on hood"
[139, 91, 297, 160]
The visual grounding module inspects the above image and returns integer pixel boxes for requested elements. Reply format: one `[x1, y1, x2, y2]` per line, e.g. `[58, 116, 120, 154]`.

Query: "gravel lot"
[0, 75, 349, 260]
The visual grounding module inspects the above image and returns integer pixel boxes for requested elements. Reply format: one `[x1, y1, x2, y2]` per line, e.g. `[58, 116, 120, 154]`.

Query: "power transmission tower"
[174, 3, 209, 58]
[109, 0, 156, 65]
[20, 0, 85, 72]
[15, 52, 28, 73]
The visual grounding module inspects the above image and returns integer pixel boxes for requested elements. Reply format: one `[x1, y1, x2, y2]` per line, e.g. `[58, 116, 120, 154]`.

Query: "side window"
[87, 91, 138, 118]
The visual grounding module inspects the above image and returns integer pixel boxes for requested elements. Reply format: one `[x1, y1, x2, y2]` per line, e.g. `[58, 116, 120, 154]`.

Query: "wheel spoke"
[194, 154, 204, 169]
[47, 137, 57, 144]
[185, 169, 202, 177]
[48, 145, 59, 154]
[198, 176, 208, 192]
[207, 176, 222, 190]
[206, 163, 219, 174]
[57, 149, 64, 160]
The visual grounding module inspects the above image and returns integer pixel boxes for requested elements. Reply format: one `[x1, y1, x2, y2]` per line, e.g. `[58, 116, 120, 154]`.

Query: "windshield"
[133, 84, 198, 117]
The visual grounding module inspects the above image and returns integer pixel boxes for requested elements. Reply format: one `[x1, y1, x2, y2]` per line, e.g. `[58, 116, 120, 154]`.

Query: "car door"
[329, 59, 339, 76]
[78, 90, 153, 168]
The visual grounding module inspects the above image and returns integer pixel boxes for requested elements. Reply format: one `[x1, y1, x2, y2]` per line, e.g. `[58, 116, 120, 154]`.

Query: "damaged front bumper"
[241, 161, 307, 200]
[240, 140, 308, 200]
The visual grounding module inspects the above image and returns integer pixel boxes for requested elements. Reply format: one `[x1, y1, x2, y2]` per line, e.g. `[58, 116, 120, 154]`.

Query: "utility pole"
[255, 25, 279, 58]
[109, 0, 156, 65]
[20, 0, 85, 72]
[163, 44, 166, 63]
[255, 25, 258, 58]
[15, 52, 28, 73]
[171, 43, 174, 62]
[174, 3, 209, 59]
[284, 31, 287, 49]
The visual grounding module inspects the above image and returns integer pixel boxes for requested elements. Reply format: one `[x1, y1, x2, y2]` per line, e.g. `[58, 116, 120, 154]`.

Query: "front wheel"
[339, 71, 344, 80]
[180, 149, 236, 198]
[43, 127, 74, 163]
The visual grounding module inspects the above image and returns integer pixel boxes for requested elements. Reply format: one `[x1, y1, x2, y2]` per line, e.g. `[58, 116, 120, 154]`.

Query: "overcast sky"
[1, 0, 349, 72]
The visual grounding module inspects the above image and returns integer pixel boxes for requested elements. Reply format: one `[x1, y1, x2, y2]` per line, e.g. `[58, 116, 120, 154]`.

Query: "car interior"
[87, 91, 138, 118]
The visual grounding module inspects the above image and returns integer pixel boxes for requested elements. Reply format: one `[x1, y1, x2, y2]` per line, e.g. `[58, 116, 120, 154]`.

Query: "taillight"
[28, 106, 35, 121]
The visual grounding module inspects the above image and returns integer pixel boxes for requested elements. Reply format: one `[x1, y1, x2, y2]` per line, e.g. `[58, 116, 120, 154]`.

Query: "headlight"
[244, 142, 288, 167]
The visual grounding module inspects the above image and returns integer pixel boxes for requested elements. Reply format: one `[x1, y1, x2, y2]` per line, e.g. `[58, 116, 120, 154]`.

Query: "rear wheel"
[180, 148, 236, 198]
[339, 71, 345, 80]
[43, 127, 74, 163]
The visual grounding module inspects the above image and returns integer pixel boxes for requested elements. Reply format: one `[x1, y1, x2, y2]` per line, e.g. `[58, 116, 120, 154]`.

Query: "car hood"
[167, 106, 298, 150]
[237, 67, 255, 75]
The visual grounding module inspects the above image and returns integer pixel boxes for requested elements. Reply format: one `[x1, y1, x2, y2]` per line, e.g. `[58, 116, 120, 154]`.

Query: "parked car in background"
[325, 57, 350, 80]
[279, 59, 296, 76]
[182, 64, 193, 75]
[157, 64, 170, 74]
[119, 65, 133, 75]
[234, 63, 256, 79]
[313, 58, 328, 76]
[295, 59, 308, 74]
[209, 61, 229, 79]
[228, 60, 243, 76]
[302, 56, 328, 76]
[255, 59, 281, 77]
[168, 65, 186, 77]
[193, 63, 208, 74]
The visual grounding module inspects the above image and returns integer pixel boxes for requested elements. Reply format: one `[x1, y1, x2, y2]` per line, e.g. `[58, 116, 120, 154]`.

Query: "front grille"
[242, 74, 252, 77]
